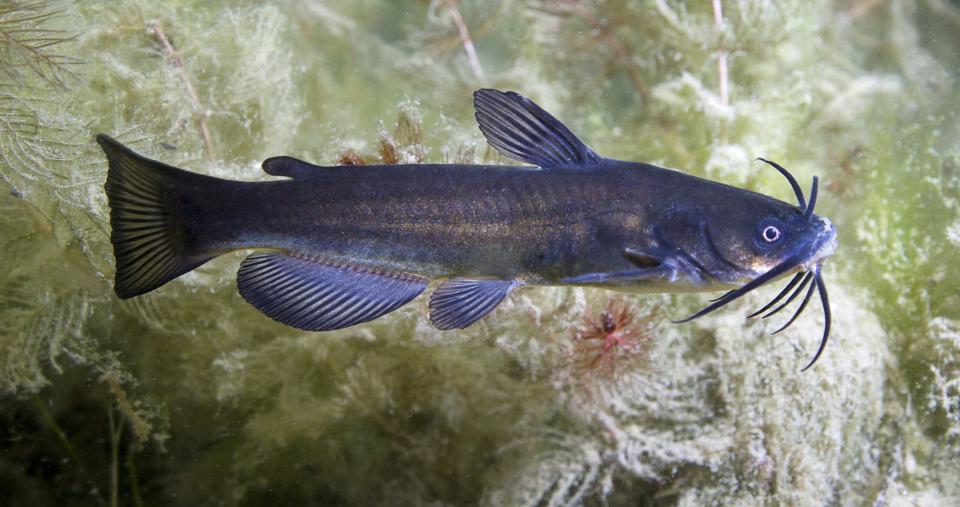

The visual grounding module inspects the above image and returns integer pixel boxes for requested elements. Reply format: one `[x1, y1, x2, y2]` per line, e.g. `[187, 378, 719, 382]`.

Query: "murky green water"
[1, 0, 958, 505]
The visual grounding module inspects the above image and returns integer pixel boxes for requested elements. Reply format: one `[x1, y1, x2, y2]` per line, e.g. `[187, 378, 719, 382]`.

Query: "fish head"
[699, 195, 838, 283]
[676, 159, 837, 371]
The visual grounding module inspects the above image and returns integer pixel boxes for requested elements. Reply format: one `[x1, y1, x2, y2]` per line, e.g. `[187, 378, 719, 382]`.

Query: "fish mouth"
[802, 217, 837, 269]
[675, 161, 835, 371]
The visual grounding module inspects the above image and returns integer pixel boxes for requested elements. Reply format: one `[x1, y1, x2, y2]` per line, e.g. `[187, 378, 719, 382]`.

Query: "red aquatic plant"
[337, 147, 367, 166]
[569, 298, 654, 380]
[332, 105, 426, 165]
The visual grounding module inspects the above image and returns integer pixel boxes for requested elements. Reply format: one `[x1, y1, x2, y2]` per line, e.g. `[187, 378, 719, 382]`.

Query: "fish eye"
[762, 225, 781, 243]
[755, 218, 786, 247]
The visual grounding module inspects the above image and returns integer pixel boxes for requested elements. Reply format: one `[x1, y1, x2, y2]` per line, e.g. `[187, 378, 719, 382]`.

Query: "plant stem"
[442, 0, 485, 80]
[128, 447, 144, 507]
[566, 1, 651, 104]
[147, 20, 215, 162]
[108, 404, 124, 507]
[34, 396, 106, 506]
[712, 0, 729, 107]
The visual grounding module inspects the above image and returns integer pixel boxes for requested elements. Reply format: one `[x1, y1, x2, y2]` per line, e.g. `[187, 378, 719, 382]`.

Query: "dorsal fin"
[473, 89, 601, 169]
[262, 156, 327, 179]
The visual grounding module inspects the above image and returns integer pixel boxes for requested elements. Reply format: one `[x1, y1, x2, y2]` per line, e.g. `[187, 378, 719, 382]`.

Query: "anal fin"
[237, 253, 428, 331]
[428, 279, 519, 330]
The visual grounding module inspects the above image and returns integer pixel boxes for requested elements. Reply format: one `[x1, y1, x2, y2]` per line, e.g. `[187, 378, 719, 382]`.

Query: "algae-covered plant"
[1, 0, 959, 505]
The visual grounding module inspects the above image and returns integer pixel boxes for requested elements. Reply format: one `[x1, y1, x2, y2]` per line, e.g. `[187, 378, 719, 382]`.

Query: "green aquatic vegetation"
[483, 283, 891, 505]
[0, 0, 110, 395]
[833, 1, 960, 488]
[1, 0, 959, 505]
[0, 1, 81, 87]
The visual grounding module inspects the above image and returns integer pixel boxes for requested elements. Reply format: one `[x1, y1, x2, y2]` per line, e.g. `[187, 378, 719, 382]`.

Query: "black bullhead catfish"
[97, 89, 838, 369]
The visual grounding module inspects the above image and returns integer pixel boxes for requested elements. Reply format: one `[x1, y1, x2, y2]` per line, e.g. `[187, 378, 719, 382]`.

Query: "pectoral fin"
[473, 89, 601, 169]
[624, 247, 664, 268]
[563, 246, 688, 284]
[428, 278, 519, 330]
[561, 265, 679, 285]
[237, 253, 428, 331]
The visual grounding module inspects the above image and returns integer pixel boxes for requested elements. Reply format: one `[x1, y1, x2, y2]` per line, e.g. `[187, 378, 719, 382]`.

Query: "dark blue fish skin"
[97, 88, 837, 366]
[174, 158, 805, 290]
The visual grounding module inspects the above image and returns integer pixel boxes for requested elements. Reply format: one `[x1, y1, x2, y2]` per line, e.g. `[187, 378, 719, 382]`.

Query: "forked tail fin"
[97, 134, 217, 298]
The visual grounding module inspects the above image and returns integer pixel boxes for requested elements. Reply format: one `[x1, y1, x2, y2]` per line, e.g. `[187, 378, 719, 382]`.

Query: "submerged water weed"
[1, 3, 295, 501]
[1, 0, 959, 504]
[837, 2, 960, 488]
[0, 1, 111, 396]
[335, 101, 432, 166]
[334, 146, 366, 166]
[927, 317, 960, 449]
[0, 1, 81, 88]
[334, 99, 479, 167]
[567, 298, 655, 383]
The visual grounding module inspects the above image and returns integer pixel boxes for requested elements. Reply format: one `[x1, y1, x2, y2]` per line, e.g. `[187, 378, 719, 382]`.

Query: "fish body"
[162, 160, 813, 288]
[98, 89, 837, 368]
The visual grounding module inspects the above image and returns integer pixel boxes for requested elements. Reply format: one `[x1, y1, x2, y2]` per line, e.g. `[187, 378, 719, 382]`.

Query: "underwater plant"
[1, 0, 959, 505]
[0, 0, 80, 88]
[568, 298, 654, 382]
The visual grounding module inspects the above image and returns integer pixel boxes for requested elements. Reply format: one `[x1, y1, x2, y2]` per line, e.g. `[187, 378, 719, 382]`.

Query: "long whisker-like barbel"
[761, 271, 813, 319]
[747, 271, 806, 318]
[678, 260, 831, 371]
[801, 265, 830, 372]
[673, 254, 805, 323]
[758, 157, 806, 210]
[804, 176, 819, 220]
[770, 273, 817, 335]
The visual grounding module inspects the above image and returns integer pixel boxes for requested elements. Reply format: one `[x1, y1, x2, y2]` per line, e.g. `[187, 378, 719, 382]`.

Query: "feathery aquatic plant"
[0, 0, 958, 505]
